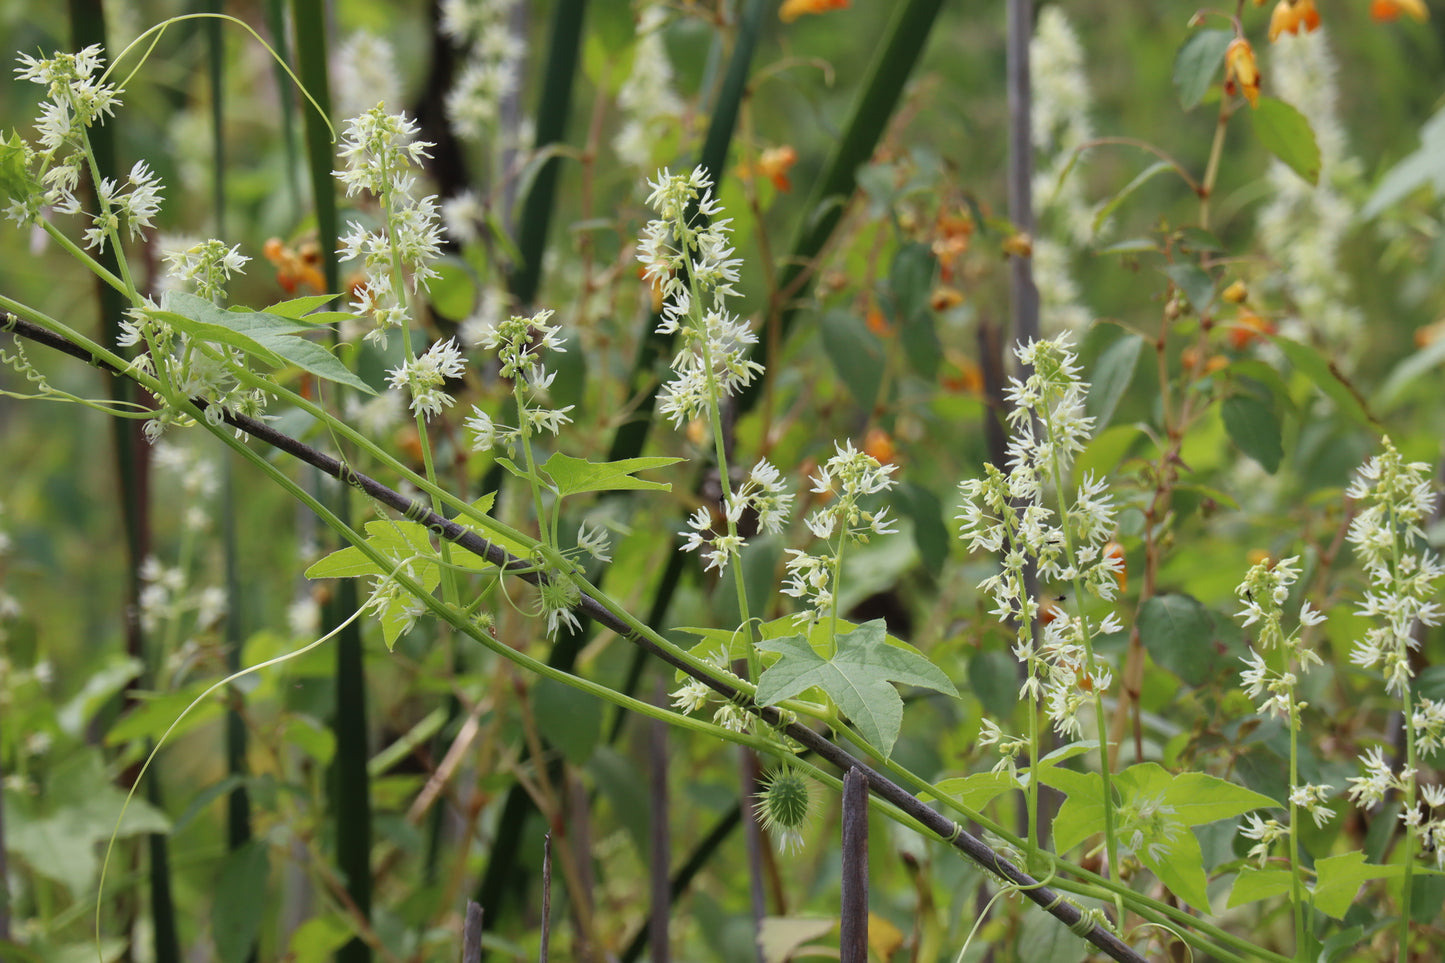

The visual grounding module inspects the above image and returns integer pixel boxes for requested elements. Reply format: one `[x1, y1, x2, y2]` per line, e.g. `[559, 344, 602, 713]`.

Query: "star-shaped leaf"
[754, 619, 957, 757]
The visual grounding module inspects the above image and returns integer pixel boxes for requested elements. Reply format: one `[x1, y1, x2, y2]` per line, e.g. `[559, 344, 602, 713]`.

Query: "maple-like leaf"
[754, 619, 958, 757]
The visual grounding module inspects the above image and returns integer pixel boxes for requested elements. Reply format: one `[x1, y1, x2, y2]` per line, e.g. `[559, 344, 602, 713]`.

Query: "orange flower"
[863, 427, 897, 466]
[757, 145, 798, 192]
[1001, 232, 1033, 258]
[779, 0, 849, 23]
[1225, 38, 1262, 108]
[930, 285, 964, 311]
[941, 351, 983, 395]
[1228, 307, 1276, 350]
[263, 236, 325, 293]
[866, 306, 892, 336]
[1371, 0, 1429, 21]
[1268, 0, 1321, 42]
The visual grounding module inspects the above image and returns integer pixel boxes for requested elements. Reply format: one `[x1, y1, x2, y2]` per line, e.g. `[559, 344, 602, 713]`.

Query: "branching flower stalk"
[1234, 555, 1332, 956]
[958, 337, 1124, 882]
[1340, 438, 1444, 963]
[640, 166, 787, 681]
[335, 105, 456, 604]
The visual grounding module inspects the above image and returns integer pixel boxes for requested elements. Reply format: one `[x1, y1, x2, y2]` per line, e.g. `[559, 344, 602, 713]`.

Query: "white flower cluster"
[441, 0, 524, 142]
[1234, 556, 1327, 721]
[8, 46, 121, 228]
[464, 308, 574, 455]
[117, 295, 267, 442]
[638, 167, 759, 428]
[681, 460, 793, 574]
[1029, 8, 1098, 333]
[161, 238, 250, 303]
[335, 106, 446, 347]
[9, 47, 167, 255]
[388, 337, 467, 421]
[956, 336, 1122, 738]
[1341, 438, 1445, 865]
[1257, 29, 1363, 350]
[782, 441, 897, 627]
[332, 31, 402, 121]
[613, 5, 686, 170]
[1345, 438, 1442, 695]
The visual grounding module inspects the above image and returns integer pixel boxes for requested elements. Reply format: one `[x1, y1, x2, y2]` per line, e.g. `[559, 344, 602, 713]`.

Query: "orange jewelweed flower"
[866, 306, 892, 336]
[1228, 307, 1276, 350]
[1371, 0, 1429, 21]
[1268, 0, 1321, 42]
[863, 426, 897, 466]
[757, 145, 798, 192]
[930, 285, 964, 312]
[1225, 38, 1262, 108]
[779, 0, 849, 23]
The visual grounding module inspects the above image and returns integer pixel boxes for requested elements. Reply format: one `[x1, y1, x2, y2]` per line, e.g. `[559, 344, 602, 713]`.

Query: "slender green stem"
[1287, 693, 1306, 961]
[1044, 414, 1121, 911]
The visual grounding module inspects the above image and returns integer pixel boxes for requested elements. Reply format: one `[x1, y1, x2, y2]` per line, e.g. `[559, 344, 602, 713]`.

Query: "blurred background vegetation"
[2, 1, 1444, 961]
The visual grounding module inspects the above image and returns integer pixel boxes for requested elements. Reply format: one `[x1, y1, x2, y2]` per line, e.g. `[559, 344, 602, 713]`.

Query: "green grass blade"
[736, 0, 946, 416]
[507, 0, 588, 306]
[288, 7, 372, 963]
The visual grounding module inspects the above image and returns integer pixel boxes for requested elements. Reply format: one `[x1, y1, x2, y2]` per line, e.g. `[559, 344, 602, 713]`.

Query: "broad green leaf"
[1160, 770, 1279, 824]
[1264, 333, 1374, 427]
[1048, 769, 1106, 854]
[1173, 29, 1233, 110]
[304, 519, 439, 579]
[1221, 394, 1283, 474]
[4, 748, 170, 899]
[925, 771, 1020, 811]
[588, 746, 651, 854]
[1228, 867, 1293, 908]
[541, 452, 681, 497]
[104, 683, 225, 746]
[1313, 852, 1401, 920]
[1251, 96, 1321, 186]
[0, 131, 37, 204]
[262, 294, 341, 319]
[967, 649, 1019, 718]
[821, 309, 886, 408]
[1138, 821, 1211, 909]
[1087, 331, 1144, 430]
[754, 620, 958, 758]
[429, 257, 477, 321]
[531, 677, 603, 764]
[57, 657, 143, 737]
[759, 917, 837, 963]
[889, 241, 936, 322]
[213, 840, 270, 963]
[1093, 161, 1173, 234]
[1374, 334, 1445, 412]
[893, 481, 949, 573]
[1176, 226, 1224, 253]
[160, 291, 375, 394]
[1017, 905, 1088, 963]
[1053, 763, 1272, 908]
[1361, 105, 1445, 219]
[1077, 423, 1148, 480]
[286, 915, 354, 963]
[1139, 593, 1216, 686]
[1162, 262, 1216, 315]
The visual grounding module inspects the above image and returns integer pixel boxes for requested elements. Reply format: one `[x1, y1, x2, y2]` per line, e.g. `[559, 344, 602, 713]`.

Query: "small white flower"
[388, 338, 467, 420]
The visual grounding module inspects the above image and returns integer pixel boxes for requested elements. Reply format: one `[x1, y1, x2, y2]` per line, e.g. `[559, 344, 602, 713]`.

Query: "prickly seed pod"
[757, 765, 813, 852]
